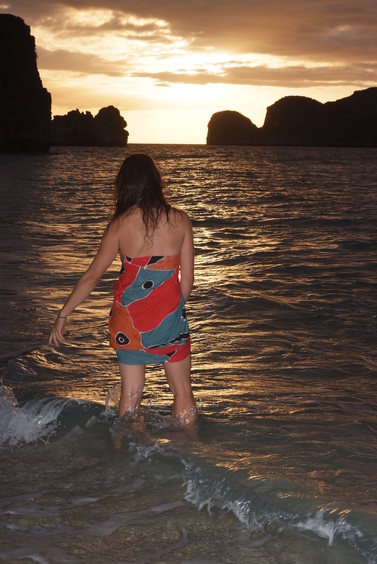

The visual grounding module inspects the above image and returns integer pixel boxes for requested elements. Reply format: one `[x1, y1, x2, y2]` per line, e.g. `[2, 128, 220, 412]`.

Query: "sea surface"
[0, 144, 376, 563]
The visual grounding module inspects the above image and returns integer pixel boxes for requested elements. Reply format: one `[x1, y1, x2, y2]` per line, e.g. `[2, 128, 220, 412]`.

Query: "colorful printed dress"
[109, 255, 190, 365]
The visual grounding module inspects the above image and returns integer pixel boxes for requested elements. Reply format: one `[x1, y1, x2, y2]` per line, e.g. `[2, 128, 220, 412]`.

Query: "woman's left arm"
[180, 213, 195, 304]
[49, 221, 119, 347]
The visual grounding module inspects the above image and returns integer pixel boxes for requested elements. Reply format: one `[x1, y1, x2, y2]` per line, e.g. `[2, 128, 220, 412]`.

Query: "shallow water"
[0, 144, 377, 563]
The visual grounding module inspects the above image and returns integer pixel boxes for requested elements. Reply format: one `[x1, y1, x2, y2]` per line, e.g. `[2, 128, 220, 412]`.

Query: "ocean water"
[0, 144, 376, 563]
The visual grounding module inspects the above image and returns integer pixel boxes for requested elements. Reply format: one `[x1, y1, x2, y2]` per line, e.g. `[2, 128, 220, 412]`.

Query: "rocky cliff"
[52, 106, 129, 146]
[0, 14, 51, 152]
[207, 88, 377, 146]
[206, 111, 259, 145]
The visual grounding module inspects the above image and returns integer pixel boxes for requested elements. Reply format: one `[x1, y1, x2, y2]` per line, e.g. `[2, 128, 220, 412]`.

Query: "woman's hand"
[49, 316, 67, 347]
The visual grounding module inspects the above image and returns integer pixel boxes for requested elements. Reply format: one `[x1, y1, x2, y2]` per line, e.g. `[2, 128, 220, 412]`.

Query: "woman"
[49, 153, 197, 426]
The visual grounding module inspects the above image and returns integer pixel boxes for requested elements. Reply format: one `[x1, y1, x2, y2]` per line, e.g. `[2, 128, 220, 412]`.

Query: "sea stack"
[0, 14, 52, 152]
[52, 106, 129, 146]
[206, 88, 377, 147]
[206, 110, 259, 145]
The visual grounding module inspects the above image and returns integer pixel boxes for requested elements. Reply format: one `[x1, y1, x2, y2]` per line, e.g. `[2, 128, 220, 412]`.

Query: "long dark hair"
[108, 153, 171, 235]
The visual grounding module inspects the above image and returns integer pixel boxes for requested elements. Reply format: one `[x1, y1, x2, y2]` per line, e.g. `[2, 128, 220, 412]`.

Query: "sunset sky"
[2, 1, 376, 143]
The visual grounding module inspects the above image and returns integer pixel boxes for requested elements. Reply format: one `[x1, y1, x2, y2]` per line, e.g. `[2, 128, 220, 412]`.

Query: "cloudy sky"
[2, 0, 376, 143]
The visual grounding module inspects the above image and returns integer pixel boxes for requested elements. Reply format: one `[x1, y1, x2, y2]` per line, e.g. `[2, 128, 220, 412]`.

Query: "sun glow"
[68, 8, 115, 27]
[24, 4, 369, 144]
[66, 9, 167, 32]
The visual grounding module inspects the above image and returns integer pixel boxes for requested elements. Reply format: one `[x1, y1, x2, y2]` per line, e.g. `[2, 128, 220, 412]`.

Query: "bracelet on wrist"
[57, 313, 68, 319]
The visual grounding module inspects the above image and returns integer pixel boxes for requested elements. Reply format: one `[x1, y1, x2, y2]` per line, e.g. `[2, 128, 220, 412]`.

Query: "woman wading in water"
[49, 153, 197, 426]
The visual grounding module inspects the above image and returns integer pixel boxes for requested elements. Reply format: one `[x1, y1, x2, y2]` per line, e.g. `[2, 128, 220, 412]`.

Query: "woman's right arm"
[49, 221, 120, 347]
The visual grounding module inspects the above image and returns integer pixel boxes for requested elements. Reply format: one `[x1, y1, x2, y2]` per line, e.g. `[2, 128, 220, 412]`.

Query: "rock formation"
[206, 111, 259, 145]
[0, 14, 51, 152]
[262, 96, 325, 145]
[207, 88, 377, 147]
[52, 106, 129, 146]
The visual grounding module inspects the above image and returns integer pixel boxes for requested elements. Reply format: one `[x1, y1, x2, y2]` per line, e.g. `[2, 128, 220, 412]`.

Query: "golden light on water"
[2, 132, 376, 559]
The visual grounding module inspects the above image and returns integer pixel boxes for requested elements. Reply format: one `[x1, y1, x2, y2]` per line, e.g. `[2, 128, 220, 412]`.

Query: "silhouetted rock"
[207, 88, 377, 147]
[52, 106, 129, 146]
[322, 88, 377, 147]
[262, 96, 325, 145]
[206, 111, 259, 145]
[0, 14, 51, 152]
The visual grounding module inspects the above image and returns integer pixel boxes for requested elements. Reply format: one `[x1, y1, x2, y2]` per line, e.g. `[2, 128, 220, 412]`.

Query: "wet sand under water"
[0, 413, 365, 564]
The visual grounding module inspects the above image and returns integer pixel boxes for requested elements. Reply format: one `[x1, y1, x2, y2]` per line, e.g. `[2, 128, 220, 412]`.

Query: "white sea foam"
[295, 508, 361, 546]
[0, 386, 68, 448]
[183, 461, 365, 552]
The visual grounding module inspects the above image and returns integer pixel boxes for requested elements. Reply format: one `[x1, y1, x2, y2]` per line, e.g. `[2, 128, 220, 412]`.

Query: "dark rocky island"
[207, 88, 377, 147]
[52, 106, 129, 146]
[0, 14, 128, 151]
[206, 111, 259, 145]
[0, 14, 52, 152]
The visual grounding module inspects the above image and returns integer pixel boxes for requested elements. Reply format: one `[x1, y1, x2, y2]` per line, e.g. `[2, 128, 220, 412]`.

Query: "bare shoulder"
[170, 207, 192, 229]
[106, 218, 120, 235]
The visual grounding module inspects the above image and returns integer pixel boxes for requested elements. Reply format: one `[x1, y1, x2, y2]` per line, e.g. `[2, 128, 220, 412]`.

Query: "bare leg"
[164, 354, 198, 426]
[118, 363, 145, 418]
